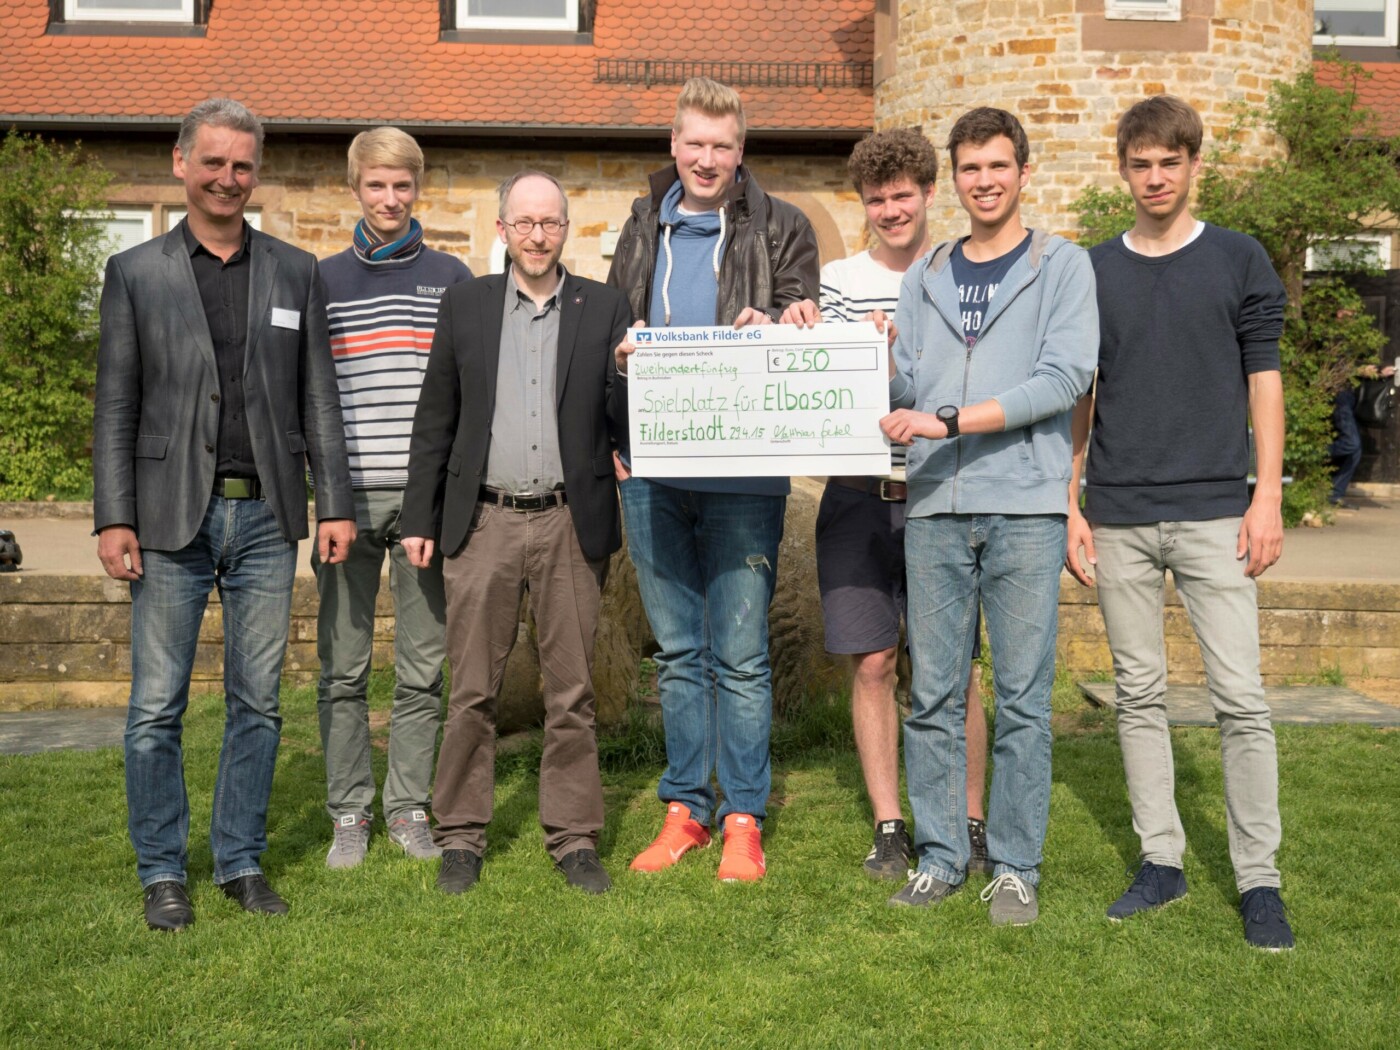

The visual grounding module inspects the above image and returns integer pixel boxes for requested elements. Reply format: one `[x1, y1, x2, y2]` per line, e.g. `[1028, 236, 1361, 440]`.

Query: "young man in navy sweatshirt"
[1066, 96, 1294, 950]
[316, 128, 472, 870]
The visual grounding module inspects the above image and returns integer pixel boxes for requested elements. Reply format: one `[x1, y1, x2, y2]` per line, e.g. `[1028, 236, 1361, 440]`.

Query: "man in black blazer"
[93, 99, 355, 931]
[402, 171, 629, 896]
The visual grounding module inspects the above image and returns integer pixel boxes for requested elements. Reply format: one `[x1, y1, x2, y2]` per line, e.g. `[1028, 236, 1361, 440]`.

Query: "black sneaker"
[967, 818, 993, 875]
[864, 819, 914, 881]
[555, 848, 612, 895]
[437, 849, 483, 895]
[1240, 887, 1294, 951]
[1107, 861, 1188, 921]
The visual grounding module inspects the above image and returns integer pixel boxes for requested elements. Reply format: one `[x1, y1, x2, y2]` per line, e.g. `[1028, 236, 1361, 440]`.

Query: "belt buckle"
[511, 492, 546, 512]
[877, 480, 905, 502]
[222, 477, 254, 499]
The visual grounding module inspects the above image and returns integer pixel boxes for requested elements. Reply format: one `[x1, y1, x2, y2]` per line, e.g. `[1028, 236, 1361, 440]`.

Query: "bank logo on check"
[635, 330, 653, 342]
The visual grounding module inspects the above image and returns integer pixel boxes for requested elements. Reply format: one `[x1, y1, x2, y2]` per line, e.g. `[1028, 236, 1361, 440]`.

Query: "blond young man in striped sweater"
[315, 127, 472, 869]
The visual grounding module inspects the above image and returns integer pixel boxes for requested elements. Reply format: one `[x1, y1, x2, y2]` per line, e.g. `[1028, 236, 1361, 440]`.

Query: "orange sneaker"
[717, 813, 766, 882]
[630, 802, 711, 872]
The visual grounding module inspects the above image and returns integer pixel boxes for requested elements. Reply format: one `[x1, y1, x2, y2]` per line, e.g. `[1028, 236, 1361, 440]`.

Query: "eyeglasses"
[505, 218, 568, 236]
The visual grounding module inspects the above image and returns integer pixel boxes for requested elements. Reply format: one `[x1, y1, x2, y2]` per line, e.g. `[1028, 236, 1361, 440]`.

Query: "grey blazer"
[93, 226, 353, 551]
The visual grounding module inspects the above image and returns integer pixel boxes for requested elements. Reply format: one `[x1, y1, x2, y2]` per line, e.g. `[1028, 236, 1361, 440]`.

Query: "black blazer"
[401, 270, 631, 561]
[93, 226, 353, 550]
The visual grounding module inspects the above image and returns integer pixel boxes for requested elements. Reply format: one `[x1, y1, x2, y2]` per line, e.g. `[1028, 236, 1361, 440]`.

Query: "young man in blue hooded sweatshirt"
[880, 107, 1098, 925]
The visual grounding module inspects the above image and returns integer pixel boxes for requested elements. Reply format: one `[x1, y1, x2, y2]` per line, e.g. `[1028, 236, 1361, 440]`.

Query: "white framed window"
[1314, 0, 1397, 46]
[1306, 232, 1394, 271]
[94, 206, 153, 258]
[163, 208, 261, 232]
[457, 0, 578, 32]
[64, 0, 195, 23]
[1104, 0, 1181, 22]
[488, 237, 508, 274]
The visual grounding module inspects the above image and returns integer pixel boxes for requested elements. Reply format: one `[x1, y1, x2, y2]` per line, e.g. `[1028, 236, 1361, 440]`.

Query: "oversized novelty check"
[627, 322, 891, 477]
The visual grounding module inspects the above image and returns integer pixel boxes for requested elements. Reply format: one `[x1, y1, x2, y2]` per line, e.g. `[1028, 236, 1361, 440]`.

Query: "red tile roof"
[0, 0, 874, 136]
[1315, 59, 1400, 137]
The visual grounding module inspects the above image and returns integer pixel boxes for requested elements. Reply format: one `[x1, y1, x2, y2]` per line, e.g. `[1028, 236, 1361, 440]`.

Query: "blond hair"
[346, 127, 424, 189]
[673, 77, 746, 143]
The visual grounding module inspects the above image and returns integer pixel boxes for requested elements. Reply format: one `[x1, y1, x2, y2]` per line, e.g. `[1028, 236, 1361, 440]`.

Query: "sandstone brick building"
[2, 0, 1397, 481]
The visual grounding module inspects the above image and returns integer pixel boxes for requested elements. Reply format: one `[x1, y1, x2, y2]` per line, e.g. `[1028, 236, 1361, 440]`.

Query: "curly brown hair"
[847, 128, 938, 193]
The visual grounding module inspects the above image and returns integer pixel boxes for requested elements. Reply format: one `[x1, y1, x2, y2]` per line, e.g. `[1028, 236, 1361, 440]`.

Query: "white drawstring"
[659, 204, 726, 327]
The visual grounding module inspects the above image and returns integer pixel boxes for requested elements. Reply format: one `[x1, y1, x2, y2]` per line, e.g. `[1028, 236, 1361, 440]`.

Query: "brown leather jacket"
[605, 164, 819, 324]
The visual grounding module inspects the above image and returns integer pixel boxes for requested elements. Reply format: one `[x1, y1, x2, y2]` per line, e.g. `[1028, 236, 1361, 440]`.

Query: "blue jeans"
[620, 478, 784, 825]
[125, 494, 296, 888]
[904, 513, 1065, 886]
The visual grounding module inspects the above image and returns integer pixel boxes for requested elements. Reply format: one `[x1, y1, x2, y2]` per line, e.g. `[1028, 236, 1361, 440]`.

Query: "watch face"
[936, 405, 958, 422]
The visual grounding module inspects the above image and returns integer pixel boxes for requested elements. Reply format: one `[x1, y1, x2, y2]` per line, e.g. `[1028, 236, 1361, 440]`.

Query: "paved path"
[1078, 682, 1400, 727]
[5, 684, 1397, 757]
[3, 490, 1399, 582]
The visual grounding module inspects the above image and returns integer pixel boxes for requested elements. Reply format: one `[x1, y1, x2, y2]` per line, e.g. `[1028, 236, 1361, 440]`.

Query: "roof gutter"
[0, 114, 868, 144]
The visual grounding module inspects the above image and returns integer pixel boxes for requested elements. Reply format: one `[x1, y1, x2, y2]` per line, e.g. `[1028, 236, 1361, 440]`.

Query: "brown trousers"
[433, 501, 607, 860]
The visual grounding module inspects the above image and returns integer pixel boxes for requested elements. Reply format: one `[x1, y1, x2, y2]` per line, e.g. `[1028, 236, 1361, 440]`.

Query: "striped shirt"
[319, 246, 472, 488]
[819, 250, 908, 475]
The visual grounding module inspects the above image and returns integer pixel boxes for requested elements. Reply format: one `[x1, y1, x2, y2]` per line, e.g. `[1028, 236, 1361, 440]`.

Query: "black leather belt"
[214, 476, 263, 500]
[478, 487, 568, 512]
[830, 476, 906, 503]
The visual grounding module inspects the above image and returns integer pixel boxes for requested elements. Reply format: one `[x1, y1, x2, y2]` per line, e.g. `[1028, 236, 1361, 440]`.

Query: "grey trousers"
[434, 501, 607, 861]
[1093, 517, 1282, 893]
[314, 488, 447, 822]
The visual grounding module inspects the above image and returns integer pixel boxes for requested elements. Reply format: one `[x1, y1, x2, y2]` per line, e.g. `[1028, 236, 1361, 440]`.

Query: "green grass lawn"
[2, 678, 1396, 1049]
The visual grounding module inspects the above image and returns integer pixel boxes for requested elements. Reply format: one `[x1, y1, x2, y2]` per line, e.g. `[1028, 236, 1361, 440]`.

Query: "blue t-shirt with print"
[950, 232, 1032, 343]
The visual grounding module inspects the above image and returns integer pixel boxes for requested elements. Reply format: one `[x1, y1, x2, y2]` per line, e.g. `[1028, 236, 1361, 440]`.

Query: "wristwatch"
[936, 404, 960, 438]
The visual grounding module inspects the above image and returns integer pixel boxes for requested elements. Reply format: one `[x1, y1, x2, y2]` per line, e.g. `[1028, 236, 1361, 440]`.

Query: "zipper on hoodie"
[953, 333, 975, 509]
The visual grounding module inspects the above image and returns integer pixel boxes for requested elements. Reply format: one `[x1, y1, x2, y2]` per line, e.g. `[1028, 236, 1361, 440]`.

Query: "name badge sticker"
[271, 307, 300, 330]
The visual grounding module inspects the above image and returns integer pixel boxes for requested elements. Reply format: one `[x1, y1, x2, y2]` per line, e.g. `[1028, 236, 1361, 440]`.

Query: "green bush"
[0, 130, 110, 500]
[1071, 58, 1400, 524]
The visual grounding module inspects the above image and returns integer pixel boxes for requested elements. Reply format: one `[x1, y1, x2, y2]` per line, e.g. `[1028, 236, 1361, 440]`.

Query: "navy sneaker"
[1107, 861, 1187, 921]
[1240, 887, 1294, 951]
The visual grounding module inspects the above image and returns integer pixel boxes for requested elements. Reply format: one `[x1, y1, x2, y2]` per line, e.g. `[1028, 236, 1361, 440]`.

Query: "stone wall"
[6, 552, 1398, 712]
[86, 135, 872, 277]
[877, 0, 1314, 240]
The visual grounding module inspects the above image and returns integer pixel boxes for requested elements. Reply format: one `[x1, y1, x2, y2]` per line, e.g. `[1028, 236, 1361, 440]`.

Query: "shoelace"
[726, 826, 763, 865]
[395, 821, 434, 851]
[869, 829, 907, 862]
[332, 822, 369, 853]
[653, 815, 699, 849]
[980, 872, 1030, 905]
[1244, 890, 1287, 924]
[905, 871, 939, 895]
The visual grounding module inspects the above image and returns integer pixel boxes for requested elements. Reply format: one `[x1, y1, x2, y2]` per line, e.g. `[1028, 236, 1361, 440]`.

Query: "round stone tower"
[875, 0, 1314, 240]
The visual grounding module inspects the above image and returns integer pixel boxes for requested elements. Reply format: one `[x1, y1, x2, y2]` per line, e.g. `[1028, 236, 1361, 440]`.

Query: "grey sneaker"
[888, 870, 961, 908]
[981, 872, 1038, 926]
[326, 813, 370, 870]
[387, 810, 441, 859]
